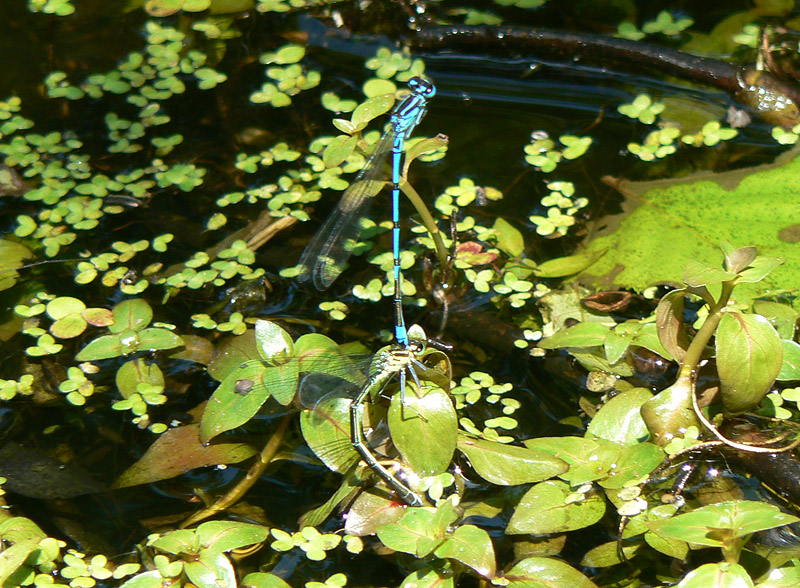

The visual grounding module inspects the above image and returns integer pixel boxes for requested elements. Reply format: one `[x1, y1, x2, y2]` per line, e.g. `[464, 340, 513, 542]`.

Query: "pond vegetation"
[3, 1, 800, 587]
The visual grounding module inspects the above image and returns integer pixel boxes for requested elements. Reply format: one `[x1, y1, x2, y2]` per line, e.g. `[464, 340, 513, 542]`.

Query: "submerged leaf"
[114, 425, 256, 488]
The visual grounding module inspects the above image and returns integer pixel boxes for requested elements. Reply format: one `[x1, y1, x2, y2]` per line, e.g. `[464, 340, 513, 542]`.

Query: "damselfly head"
[407, 76, 436, 99]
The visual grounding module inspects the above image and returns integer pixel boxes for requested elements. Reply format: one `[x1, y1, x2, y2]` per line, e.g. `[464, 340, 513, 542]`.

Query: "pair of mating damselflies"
[297, 77, 443, 505]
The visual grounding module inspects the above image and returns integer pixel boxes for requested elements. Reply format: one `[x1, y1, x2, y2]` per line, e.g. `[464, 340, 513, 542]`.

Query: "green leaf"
[376, 502, 455, 557]
[504, 556, 599, 588]
[185, 549, 236, 588]
[322, 135, 358, 168]
[586, 388, 652, 445]
[533, 249, 606, 278]
[538, 322, 610, 349]
[675, 563, 754, 588]
[116, 359, 164, 399]
[201, 361, 295, 442]
[350, 94, 394, 133]
[778, 339, 800, 381]
[114, 424, 256, 488]
[75, 334, 124, 361]
[736, 255, 784, 283]
[716, 312, 782, 413]
[433, 525, 496, 578]
[0, 239, 33, 292]
[254, 319, 293, 362]
[0, 536, 40, 585]
[108, 299, 153, 333]
[753, 300, 799, 340]
[196, 521, 269, 553]
[649, 500, 799, 548]
[581, 540, 640, 567]
[523, 436, 615, 485]
[136, 327, 184, 351]
[300, 394, 358, 474]
[404, 134, 448, 164]
[457, 434, 567, 485]
[389, 384, 456, 476]
[242, 572, 293, 588]
[597, 442, 664, 489]
[507, 480, 606, 534]
[683, 259, 737, 287]
[755, 561, 800, 588]
[491, 217, 524, 258]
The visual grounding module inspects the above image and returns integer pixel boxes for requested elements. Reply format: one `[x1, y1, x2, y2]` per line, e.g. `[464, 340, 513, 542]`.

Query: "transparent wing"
[297, 129, 396, 290]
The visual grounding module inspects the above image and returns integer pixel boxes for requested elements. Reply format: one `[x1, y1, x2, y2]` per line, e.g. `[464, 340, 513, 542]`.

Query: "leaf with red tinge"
[113, 424, 256, 488]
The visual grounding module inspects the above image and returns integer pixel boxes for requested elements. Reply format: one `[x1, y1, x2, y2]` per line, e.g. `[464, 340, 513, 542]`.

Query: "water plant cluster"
[2, 1, 800, 588]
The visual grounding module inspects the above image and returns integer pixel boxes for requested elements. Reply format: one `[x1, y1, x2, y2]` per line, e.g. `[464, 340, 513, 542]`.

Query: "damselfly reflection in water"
[297, 325, 454, 507]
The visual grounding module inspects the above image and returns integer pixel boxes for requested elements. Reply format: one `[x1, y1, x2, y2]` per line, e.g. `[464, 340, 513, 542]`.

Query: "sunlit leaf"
[433, 524, 496, 578]
[185, 549, 236, 588]
[507, 480, 605, 534]
[505, 556, 598, 588]
[586, 388, 652, 445]
[195, 521, 269, 553]
[457, 434, 567, 485]
[390, 385, 456, 476]
[649, 500, 799, 548]
[716, 312, 782, 413]
[675, 562, 754, 588]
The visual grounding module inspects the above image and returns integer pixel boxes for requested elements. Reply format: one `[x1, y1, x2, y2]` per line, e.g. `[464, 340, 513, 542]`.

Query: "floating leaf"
[507, 480, 605, 534]
[457, 434, 567, 485]
[504, 556, 598, 588]
[0, 240, 33, 292]
[586, 388, 652, 445]
[649, 500, 798, 548]
[538, 322, 610, 349]
[195, 521, 269, 553]
[433, 524, 496, 578]
[674, 563, 754, 588]
[778, 339, 800, 381]
[389, 385, 456, 476]
[201, 360, 296, 443]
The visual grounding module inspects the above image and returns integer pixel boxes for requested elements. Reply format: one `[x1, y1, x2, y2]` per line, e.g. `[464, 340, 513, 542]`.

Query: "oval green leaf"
[586, 388, 652, 445]
[505, 556, 598, 588]
[457, 434, 567, 485]
[507, 480, 606, 535]
[389, 385, 456, 476]
[433, 524, 496, 579]
[716, 312, 782, 413]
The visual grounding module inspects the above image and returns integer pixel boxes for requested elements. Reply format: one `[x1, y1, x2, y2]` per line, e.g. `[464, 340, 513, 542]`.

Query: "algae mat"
[578, 153, 800, 305]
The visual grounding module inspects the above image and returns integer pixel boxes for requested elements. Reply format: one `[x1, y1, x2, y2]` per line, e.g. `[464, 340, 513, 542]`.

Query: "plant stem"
[676, 281, 735, 382]
[179, 414, 291, 529]
[400, 178, 449, 271]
